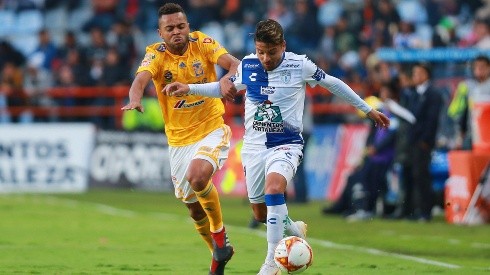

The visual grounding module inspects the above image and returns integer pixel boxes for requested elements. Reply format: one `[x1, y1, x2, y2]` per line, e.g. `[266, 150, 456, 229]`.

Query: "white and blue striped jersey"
[232, 52, 372, 149]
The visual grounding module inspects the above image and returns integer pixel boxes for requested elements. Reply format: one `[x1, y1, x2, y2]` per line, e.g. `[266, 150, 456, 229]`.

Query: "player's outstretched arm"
[121, 71, 152, 113]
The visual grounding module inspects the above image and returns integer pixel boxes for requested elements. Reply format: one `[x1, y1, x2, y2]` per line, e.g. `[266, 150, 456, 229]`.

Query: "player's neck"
[167, 44, 188, 56]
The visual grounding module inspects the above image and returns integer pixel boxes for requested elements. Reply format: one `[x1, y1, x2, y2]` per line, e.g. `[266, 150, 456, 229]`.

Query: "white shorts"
[169, 125, 231, 203]
[241, 144, 303, 203]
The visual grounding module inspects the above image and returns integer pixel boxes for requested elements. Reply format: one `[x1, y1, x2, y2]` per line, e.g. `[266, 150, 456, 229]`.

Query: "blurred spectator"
[85, 27, 109, 85]
[400, 63, 443, 222]
[318, 26, 336, 63]
[31, 29, 59, 71]
[83, 0, 119, 33]
[58, 31, 84, 60]
[393, 21, 424, 49]
[101, 47, 130, 86]
[106, 18, 136, 70]
[0, 62, 30, 122]
[432, 16, 459, 47]
[333, 15, 358, 54]
[448, 55, 490, 150]
[267, 0, 294, 31]
[286, 0, 321, 55]
[346, 80, 405, 221]
[459, 17, 490, 49]
[187, 0, 221, 30]
[0, 40, 25, 69]
[23, 52, 55, 112]
[375, 0, 400, 33]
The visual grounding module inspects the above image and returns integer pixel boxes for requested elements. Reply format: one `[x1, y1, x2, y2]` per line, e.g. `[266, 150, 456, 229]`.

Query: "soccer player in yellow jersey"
[121, 3, 239, 275]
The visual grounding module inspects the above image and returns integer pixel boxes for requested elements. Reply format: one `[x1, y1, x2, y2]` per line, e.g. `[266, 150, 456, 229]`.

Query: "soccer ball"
[274, 236, 313, 274]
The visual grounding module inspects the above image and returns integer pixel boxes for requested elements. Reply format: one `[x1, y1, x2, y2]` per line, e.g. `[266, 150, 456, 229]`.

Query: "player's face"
[255, 41, 286, 71]
[158, 12, 190, 55]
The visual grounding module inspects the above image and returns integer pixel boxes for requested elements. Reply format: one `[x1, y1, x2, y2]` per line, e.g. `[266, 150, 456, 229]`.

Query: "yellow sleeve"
[194, 31, 229, 64]
[135, 44, 161, 77]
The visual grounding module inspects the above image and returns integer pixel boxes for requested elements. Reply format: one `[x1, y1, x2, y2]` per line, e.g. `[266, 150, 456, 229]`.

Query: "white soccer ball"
[274, 236, 313, 274]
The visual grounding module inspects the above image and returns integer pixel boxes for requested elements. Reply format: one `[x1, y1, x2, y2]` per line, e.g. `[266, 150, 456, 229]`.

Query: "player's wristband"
[188, 82, 222, 98]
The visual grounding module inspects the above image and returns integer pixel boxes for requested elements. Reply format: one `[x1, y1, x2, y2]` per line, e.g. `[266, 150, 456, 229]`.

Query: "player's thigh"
[194, 124, 231, 173]
[169, 144, 197, 203]
[265, 145, 303, 186]
[241, 148, 266, 203]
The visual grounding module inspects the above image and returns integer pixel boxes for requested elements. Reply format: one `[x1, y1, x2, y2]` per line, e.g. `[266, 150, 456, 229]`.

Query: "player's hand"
[367, 109, 390, 128]
[163, 82, 190, 97]
[219, 77, 237, 102]
[121, 101, 144, 113]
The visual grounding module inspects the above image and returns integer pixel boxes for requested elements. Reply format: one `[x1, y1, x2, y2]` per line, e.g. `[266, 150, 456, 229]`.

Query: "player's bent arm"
[318, 74, 372, 114]
[216, 53, 240, 77]
[216, 53, 240, 101]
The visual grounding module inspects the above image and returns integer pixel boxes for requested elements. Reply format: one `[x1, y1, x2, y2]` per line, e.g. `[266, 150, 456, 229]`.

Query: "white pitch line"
[45, 196, 461, 269]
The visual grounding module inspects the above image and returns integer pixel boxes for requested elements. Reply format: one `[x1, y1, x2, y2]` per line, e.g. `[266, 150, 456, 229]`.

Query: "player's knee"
[187, 173, 209, 191]
[265, 184, 284, 195]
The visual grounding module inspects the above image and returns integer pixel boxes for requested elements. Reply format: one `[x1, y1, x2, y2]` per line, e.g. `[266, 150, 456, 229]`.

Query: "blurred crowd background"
[0, 0, 489, 127]
[1, 0, 490, 222]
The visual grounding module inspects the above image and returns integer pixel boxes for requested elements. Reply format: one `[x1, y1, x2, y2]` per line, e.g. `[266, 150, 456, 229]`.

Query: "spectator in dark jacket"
[401, 63, 443, 222]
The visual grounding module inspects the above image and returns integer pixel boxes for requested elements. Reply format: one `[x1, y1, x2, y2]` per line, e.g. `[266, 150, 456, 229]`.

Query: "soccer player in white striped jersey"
[164, 19, 390, 274]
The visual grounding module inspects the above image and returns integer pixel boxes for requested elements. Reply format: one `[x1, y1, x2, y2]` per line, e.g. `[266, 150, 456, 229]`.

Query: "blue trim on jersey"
[265, 194, 286, 206]
[242, 58, 268, 102]
[265, 127, 304, 148]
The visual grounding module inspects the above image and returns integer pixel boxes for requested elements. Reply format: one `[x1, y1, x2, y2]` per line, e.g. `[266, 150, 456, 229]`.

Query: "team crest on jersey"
[156, 43, 166, 52]
[192, 60, 204, 77]
[140, 53, 155, 67]
[313, 67, 326, 81]
[280, 70, 291, 84]
[164, 70, 173, 83]
[253, 100, 284, 133]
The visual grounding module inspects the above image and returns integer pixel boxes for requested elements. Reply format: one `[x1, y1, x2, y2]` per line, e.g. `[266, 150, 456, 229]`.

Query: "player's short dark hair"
[158, 3, 185, 18]
[474, 55, 490, 65]
[254, 19, 284, 45]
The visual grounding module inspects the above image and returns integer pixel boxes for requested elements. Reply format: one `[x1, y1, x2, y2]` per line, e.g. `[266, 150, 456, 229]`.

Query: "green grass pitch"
[1, 189, 489, 274]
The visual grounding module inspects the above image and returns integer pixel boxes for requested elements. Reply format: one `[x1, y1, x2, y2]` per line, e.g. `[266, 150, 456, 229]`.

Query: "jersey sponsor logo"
[261, 86, 275, 95]
[173, 99, 205, 109]
[203, 37, 213, 43]
[156, 43, 166, 52]
[140, 53, 155, 67]
[273, 146, 291, 151]
[280, 70, 291, 84]
[283, 63, 300, 68]
[192, 60, 204, 77]
[164, 70, 173, 83]
[312, 67, 326, 81]
[253, 100, 284, 133]
[244, 63, 260, 69]
[249, 72, 257, 82]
